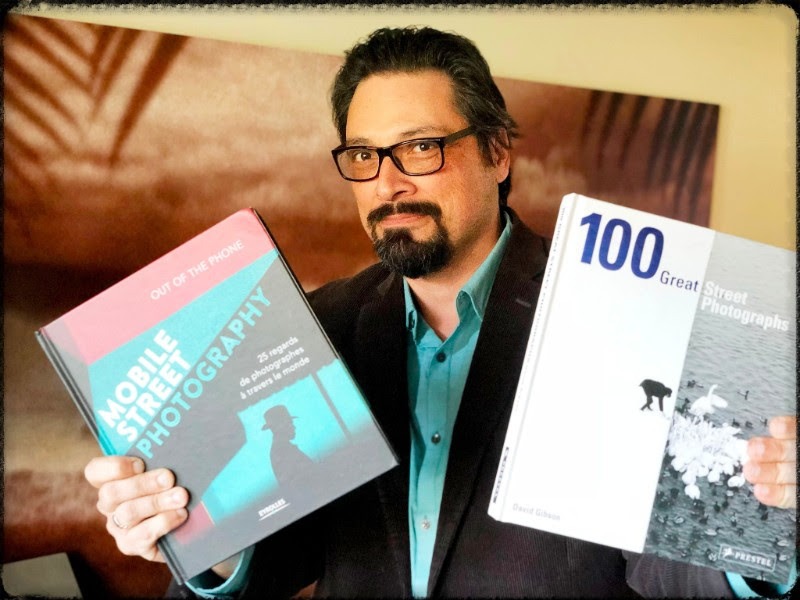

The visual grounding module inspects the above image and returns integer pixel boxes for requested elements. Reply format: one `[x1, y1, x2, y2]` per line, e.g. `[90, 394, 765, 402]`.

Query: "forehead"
[345, 70, 465, 145]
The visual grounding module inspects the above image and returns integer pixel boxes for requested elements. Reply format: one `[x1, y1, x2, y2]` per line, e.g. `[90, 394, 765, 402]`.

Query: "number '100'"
[579, 213, 664, 278]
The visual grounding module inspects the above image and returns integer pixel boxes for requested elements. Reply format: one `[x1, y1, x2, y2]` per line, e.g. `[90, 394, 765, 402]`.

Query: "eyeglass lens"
[337, 139, 443, 181]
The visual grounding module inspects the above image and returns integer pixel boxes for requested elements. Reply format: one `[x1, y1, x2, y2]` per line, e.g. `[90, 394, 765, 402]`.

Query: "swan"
[775, 538, 791, 547]
[707, 467, 722, 483]
[688, 384, 729, 417]
[682, 468, 698, 486]
[665, 411, 749, 501]
[685, 484, 701, 500]
[727, 474, 746, 488]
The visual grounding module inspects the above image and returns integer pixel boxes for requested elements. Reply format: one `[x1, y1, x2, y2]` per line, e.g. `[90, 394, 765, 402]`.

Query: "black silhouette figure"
[262, 405, 315, 486]
[639, 379, 672, 412]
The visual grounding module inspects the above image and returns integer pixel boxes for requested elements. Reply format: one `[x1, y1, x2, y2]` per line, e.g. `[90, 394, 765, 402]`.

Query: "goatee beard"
[368, 201, 453, 278]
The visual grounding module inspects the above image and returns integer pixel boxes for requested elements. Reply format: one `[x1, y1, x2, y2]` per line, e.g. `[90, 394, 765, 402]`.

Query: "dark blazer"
[170, 212, 734, 598]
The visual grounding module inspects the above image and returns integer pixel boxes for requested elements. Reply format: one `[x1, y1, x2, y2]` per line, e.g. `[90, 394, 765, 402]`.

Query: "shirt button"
[431, 432, 441, 444]
[421, 518, 431, 530]
[435, 352, 446, 362]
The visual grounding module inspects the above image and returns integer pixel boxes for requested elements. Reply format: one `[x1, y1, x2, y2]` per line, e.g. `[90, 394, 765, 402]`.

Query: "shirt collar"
[403, 210, 513, 340]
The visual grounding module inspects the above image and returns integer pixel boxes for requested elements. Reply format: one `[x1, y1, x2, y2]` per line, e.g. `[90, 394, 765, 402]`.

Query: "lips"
[380, 213, 428, 227]
[367, 201, 442, 228]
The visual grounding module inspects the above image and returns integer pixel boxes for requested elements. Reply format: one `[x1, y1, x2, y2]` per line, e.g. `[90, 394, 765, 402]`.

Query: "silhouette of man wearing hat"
[262, 405, 315, 487]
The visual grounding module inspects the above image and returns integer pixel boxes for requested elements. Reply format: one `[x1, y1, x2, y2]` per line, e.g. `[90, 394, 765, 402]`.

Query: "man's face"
[344, 70, 510, 279]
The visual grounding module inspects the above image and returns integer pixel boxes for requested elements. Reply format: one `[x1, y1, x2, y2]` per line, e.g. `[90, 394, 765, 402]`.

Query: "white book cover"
[489, 193, 795, 584]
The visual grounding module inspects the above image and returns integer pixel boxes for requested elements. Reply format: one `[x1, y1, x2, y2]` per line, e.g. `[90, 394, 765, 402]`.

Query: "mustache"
[366, 201, 442, 227]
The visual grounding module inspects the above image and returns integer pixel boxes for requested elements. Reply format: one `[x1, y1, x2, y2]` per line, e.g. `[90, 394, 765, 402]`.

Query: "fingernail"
[176, 508, 188, 520]
[131, 459, 145, 474]
[770, 418, 789, 436]
[753, 483, 769, 503]
[749, 439, 766, 458]
[158, 471, 172, 488]
[171, 490, 185, 506]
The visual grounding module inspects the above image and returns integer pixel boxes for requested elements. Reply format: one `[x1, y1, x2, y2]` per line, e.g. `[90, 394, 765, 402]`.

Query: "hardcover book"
[489, 193, 795, 584]
[36, 208, 398, 584]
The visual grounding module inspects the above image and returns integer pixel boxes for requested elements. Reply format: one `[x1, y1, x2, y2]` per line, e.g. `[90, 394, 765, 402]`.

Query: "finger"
[85, 456, 145, 488]
[113, 486, 189, 530]
[110, 508, 188, 560]
[747, 436, 795, 463]
[768, 416, 796, 440]
[96, 468, 176, 516]
[743, 460, 796, 486]
[752, 483, 796, 510]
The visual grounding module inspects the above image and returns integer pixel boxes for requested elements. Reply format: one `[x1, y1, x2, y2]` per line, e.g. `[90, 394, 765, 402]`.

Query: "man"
[261, 405, 315, 487]
[85, 27, 796, 598]
[639, 379, 672, 412]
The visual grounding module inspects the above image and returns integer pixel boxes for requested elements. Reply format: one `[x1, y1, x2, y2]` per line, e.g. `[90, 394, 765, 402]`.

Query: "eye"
[346, 148, 375, 163]
[409, 140, 436, 153]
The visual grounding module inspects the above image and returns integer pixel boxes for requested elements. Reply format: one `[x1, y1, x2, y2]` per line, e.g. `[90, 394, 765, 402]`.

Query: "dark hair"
[330, 26, 519, 205]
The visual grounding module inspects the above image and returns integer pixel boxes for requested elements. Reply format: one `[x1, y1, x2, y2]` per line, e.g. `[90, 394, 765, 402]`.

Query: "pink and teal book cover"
[36, 208, 398, 584]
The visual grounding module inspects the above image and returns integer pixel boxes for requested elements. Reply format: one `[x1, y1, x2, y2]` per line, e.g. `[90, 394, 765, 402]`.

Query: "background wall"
[3, 13, 721, 281]
[15, 3, 797, 249]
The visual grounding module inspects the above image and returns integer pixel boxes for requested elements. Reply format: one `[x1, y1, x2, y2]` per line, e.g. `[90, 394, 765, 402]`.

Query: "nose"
[374, 154, 415, 203]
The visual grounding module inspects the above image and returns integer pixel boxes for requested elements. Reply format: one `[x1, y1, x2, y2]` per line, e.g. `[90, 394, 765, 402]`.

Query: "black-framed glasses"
[331, 126, 476, 182]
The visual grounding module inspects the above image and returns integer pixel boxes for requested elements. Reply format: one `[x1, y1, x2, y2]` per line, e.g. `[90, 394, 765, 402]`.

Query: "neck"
[406, 215, 503, 340]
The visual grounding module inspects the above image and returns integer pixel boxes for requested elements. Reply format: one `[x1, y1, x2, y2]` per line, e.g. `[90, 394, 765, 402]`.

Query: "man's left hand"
[743, 416, 796, 509]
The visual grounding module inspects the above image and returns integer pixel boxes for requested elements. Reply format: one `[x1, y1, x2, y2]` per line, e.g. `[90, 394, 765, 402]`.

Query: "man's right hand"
[84, 456, 189, 563]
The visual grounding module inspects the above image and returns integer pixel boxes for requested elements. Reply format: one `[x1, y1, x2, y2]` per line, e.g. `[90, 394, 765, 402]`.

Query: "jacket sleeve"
[165, 512, 324, 599]
[624, 551, 735, 598]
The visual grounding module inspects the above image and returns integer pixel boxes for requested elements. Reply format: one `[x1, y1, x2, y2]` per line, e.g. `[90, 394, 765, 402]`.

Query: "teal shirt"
[726, 566, 796, 598]
[404, 213, 512, 597]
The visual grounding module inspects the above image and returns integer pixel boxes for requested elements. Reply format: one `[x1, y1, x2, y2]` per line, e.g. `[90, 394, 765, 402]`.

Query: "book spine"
[158, 537, 188, 586]
[36, 329, 191, 583]
[34, 330, 110, 453]
[488, 193, 583, 518]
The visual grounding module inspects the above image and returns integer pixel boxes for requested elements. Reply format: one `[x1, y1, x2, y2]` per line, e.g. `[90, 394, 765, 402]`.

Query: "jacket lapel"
[428, 215, 549, 593]
[352, 270, 413, 594]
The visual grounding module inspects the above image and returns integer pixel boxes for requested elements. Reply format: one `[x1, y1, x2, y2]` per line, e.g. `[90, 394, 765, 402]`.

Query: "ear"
[490, 132, 511, 183]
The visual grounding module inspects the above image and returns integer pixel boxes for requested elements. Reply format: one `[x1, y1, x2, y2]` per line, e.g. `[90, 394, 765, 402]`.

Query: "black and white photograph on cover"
[643, 235, 796, 584]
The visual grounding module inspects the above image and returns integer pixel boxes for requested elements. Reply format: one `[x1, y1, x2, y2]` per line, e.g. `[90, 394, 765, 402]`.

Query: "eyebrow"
[345, 126, 447, 147]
